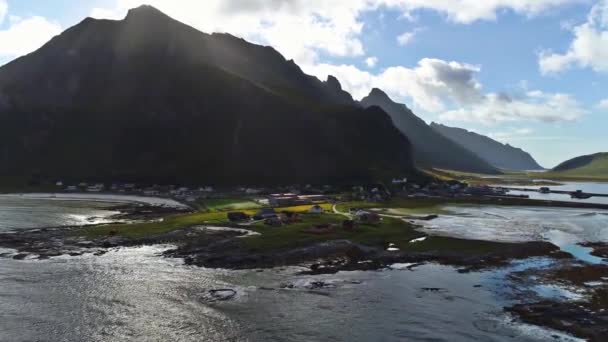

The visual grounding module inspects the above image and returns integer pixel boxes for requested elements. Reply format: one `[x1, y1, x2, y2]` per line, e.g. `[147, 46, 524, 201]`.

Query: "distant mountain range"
[430, 123, 544, 171]
[360, 89, 499, 174]
[0, 5, 416, 186]
[0, 5, 547, 186]
[549, 152, 608, 178]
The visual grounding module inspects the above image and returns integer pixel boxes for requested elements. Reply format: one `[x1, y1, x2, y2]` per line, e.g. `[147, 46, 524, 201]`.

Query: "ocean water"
[0, 246, 582, 342]
[504, 181, 608, 205]
[1, 191, 605, 341]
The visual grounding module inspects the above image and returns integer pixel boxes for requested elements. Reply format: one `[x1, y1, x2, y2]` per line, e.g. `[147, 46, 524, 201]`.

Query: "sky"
[1, 0, 607, 168]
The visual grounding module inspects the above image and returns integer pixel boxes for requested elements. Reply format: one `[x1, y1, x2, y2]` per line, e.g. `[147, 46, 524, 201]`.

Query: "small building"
[254, 208, 277, 220]
[305, 224, 334, 235]
[86, 184, 104, 192]
[55, 181, 64, 187]
[358, 212, 381, 225]
[539, 187, 551, 194]
[228, 212, 250, 222]
[143, 189, 160, 196]
[342, 220, 356, 231]
[308, 205, 324, 214]
[264, 217, 283, 227]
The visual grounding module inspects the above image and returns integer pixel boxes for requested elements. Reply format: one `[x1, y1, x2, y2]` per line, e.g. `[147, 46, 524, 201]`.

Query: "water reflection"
[0, 246, 583, 342]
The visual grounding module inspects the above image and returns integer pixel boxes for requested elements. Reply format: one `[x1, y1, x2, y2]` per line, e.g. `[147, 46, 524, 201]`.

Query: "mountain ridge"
[0, 6, 417, 186]
[430, 123, 544, 171]
[360, 88, 500, 174]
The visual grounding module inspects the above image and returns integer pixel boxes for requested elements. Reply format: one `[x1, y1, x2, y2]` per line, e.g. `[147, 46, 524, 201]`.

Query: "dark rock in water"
[507, 297, 608, 342]
[12, 253, 28, 260]
[207, 289, 237, 301]
[421, 287, 446, 292]
[306, 281, 336, 290]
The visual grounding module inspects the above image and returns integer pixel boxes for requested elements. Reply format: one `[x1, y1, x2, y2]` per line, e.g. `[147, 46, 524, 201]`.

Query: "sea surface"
[504, 181, 608, 205]
[2, 185, 606, 341]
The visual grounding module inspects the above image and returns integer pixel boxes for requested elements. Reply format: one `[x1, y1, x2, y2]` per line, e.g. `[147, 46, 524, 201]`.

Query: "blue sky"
[1, 0, 607, 167]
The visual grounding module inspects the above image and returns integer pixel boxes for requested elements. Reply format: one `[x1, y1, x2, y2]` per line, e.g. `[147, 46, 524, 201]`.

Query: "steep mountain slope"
[360, 89, 499, 174]
[0, 6, 416, 186]
[549, 153, 608, 178]
[431, 123, 544, 171]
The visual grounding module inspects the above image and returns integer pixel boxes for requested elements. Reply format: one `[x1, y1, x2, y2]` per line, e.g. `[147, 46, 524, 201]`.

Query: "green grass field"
[79, 199, 513, 256]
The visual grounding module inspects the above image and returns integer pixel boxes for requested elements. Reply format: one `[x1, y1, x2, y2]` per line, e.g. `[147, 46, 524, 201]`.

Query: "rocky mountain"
[0, 5, 417, 186]
[360, 89, 499, 174]
[550, 152, 608, 177]
[430, 123, 544, 171]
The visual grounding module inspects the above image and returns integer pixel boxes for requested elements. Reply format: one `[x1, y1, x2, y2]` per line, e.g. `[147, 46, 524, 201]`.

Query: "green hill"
[547, 153, 608, 179]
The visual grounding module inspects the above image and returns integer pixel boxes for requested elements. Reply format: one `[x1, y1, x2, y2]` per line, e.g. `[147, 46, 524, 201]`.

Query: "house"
[308, 205, 324, 214]
[254, 208, 277, 220]
[539, 187, 551, 194]
[268, 193, 303, 207]
[143, 189, 160, 196]
[342, 220, 356, 231]
[65, 185, 78, 192]
[392, 177, 408, 184]
[228, 212, 250, 222]
[55, 181, 64, 187]
[305, 224, 334, 235]
[358, 212, 381, 225]
[264, 217, 283, 227]
[279, 211, 301, 224]
[86, 184, 104, 192]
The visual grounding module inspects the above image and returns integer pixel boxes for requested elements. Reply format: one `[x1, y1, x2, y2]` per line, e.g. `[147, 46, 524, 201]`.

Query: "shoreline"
[0, 192, 192, 209]
[1, 195, 607, 341]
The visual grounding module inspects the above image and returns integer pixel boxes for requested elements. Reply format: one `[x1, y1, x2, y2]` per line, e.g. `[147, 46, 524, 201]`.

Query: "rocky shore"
[506, 263, 608, 342]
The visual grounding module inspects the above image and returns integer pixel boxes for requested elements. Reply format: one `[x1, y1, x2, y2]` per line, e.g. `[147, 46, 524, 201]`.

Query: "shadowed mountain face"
[430, 123, 544, 171]
[360, 89, 499, 174]
[0, 5, 416, 186]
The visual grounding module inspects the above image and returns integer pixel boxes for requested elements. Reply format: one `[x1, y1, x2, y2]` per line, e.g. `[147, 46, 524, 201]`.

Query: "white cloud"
[90, 0, 371, 66]
[440, 91, 585, 124]
[397, 27, 425, 46]
[0, 1, 7, 24]
[598, 98, 608, 109]
[397, 31, 416, 45]
[380, 0, 584, 24]
[305, 58, 585, 124]
[90, 0, 583, 66]
[0, 15, 62, 58]
[305, 58, 483, 112]
[539, 0, 608, 74]
[365, 56, 378, 67]
[489, 128, 534, 141]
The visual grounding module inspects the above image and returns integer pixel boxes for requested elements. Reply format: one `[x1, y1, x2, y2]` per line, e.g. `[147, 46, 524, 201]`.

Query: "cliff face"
[361, 89, 500, 174]
[0, 6, 415, 186]
[431, 123, 544, 171]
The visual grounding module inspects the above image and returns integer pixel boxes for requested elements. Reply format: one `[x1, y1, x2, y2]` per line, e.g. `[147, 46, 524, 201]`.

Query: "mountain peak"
[125, 5, 169, 21]
[369, 88, 389, 98]
[326, 75, 343, 91]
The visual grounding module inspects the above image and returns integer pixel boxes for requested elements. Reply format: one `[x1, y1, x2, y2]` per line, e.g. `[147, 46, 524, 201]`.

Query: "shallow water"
[0, 197, 600, 341]
[504, 181, 608, 205]
[420, 205, 608, 264]
[0, 197, 120, 231]
[0, 246, 582, 342]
